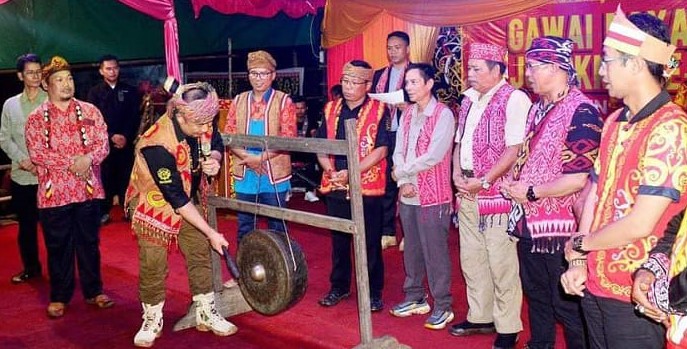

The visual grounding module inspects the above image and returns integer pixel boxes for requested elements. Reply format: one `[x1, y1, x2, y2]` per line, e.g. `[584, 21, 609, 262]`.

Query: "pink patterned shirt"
[26, 99, 109, 208]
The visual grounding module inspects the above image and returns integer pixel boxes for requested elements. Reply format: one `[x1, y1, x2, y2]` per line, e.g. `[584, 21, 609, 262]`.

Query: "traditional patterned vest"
[588, 102, 687, 302]
[125, 115, 192, 247]
[375, 64, 408, 128]
[400, 101, 453, 206]
[516, 88, 592, 251]
[229, 90, 291, 184]
[457, 83, 514, 215]
[319, 98, 387, 196]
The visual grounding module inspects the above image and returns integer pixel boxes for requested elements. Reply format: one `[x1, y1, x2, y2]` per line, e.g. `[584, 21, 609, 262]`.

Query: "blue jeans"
[236, 191, 287, 241]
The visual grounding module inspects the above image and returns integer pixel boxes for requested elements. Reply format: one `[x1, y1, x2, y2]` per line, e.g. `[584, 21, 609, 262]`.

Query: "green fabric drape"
[322, 0, 550, 48]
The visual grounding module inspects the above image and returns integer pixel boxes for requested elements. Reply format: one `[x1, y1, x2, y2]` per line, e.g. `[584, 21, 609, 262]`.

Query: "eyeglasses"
[23, 70, 41, 77]
[525, 62, 550, 70]
[601, 56, 623, 67]
[249, 71, 273, 79]
[340, 79, 367, 86]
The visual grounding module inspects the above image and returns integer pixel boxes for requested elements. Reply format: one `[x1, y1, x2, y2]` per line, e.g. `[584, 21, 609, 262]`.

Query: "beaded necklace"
[42, 102, 93, 198]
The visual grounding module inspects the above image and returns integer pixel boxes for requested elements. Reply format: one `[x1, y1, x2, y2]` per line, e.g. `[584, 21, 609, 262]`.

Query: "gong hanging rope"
[253, 138, 298, 272]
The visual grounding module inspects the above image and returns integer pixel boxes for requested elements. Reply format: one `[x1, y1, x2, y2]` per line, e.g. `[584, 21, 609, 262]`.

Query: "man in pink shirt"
[25, 56, 114, 318]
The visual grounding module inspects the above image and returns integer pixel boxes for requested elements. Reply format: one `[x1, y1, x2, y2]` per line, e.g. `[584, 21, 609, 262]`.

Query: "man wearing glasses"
[0, 53, 47, 284]
[501, 36, 602, 349]
[224, 50, 296, 242]
[316, 60, 391, 312]
[561, 8, 687, 349]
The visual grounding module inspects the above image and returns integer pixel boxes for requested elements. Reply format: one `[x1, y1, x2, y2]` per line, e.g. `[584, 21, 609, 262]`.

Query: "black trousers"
[101, 146, 134, 215]
[581, 291, 665, 349]
[518, 240, 587, 349]
[381, 133, 398, 237]
[326, 192, 384, 299]
[11, 181, 41, 274]
[40, 200, 104, 303]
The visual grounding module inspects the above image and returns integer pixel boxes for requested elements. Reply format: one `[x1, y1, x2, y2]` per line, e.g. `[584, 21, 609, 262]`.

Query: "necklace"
[43, 103, 88, 148]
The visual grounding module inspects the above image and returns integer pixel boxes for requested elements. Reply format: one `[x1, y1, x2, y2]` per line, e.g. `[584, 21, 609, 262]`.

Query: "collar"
[47, 98, 77, 115]
[464, 79, 506, 103]
[251, 88, 273, 103]
[20, 89, 46, 104]
[417, 97, 438, 117]
[615, 90, 672, 124]
[343, 96, 370, 113]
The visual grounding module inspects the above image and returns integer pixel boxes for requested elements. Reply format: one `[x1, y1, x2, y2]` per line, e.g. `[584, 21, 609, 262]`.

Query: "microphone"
[200, 127, 212, 160]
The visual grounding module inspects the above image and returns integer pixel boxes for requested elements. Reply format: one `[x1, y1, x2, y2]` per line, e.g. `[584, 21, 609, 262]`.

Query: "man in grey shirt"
[0, 53, 47, 284]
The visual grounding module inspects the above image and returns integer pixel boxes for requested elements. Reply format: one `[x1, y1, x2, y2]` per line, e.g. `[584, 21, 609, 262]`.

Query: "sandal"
[86, 294, 115, 308]
[47, 302, 66, 318]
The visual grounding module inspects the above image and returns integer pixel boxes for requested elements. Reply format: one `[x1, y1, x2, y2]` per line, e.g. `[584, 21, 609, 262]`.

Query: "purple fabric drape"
[118, 0, 180, 80]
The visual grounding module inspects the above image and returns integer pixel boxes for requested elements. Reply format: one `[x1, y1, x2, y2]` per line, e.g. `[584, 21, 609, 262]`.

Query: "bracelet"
[570, 258, 587, 267]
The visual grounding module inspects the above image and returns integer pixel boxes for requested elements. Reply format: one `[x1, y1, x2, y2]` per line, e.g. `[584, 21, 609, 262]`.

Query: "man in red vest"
[316, 60, 391, 312]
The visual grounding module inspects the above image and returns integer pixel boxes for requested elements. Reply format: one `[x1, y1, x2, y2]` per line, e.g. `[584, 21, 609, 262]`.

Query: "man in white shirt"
[449, 43, 530, 349]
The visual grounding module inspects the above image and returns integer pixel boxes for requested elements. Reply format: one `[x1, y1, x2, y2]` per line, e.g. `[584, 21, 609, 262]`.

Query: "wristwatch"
[526, 185, 538, 202]
[571, 235, 588, 255]
[480, 176, 491, 190]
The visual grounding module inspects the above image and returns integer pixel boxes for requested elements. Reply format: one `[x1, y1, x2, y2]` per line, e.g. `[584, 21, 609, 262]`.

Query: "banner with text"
[462, 0, 687, 115]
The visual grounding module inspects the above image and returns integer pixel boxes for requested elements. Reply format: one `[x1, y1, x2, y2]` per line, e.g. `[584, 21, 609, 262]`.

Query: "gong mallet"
[221, 246, 241, 279]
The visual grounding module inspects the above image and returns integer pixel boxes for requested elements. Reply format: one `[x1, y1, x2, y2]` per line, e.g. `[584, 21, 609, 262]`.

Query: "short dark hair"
[349, 60, 372, 70]
[485, 60, 506, 75]
[627, 13, 671, 85]
[407, 63, 435, 83]
[98, 54, 119, 67]
[387, 31, 410, 46]
[181, 87, 208, 103]
[291, 95, 306, 104]
[16, 53, 41, 72]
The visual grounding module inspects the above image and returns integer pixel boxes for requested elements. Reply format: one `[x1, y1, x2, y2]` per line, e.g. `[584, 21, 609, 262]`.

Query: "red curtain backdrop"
[118, 0, 181, 80]
[326, 35, 364, 99]
[191, 0, 325, 18]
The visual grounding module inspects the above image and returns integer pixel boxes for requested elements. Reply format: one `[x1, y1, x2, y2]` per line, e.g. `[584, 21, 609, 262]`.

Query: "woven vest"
[457, 83, 514, 215]
[125, 115, 191, 247]
[400, 101, 453, 206]
[518, 88, 593, 250]
[230, 90, 291, 184]
[319, 98, 387, 196]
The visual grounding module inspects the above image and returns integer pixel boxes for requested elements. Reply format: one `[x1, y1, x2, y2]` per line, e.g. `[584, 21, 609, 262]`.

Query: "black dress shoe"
[318, 290, 350, 307]
[492, 333, 518, 349]
[448, 320, 496, 336]
[11, 270, 39, 284]
[370, 298, 384, 312]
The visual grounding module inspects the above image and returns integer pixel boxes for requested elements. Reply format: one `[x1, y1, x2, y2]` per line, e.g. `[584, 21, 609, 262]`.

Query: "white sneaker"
[304, 191, 320, 202]
[399, 238, 405, 252]
[285, 191, 292, 202]
[134, 301, 164, 348]
[193, 292, 238, 336]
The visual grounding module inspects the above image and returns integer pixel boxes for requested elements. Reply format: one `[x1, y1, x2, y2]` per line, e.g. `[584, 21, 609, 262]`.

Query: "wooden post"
[345, 120, 373, 345]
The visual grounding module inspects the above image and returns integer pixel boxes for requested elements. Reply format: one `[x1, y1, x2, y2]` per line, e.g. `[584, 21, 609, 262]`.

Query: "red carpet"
[0, 195, 565, 348]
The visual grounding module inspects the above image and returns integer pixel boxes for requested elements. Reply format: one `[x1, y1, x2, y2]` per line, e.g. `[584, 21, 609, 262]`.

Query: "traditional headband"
[469, 43, 507, 64]
[604, 5, 676, 66]
[342, 62, 373, 82]
[170, 81, 219, 124]
[526, 36, 579, 86]
[42, 56, 70, 80]
[247, 50, 277, 71]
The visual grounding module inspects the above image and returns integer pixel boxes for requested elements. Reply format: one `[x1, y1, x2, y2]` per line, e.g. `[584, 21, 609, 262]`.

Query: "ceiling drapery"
[322, 0, 551, 48]
[191, 0, 324, 19]
[118, 0, 180, 80]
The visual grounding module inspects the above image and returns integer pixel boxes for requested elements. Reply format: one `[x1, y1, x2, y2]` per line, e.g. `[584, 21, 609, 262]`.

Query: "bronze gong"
[236, 229, 308, 315]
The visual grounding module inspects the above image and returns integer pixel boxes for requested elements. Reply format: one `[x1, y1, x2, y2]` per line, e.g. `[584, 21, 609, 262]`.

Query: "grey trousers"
[399, 202, 452, 312]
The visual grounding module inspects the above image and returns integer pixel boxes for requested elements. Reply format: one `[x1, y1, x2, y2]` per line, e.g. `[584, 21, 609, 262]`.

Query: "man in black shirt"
[87, 54, 141, 224]
[316, 60, 391, 312]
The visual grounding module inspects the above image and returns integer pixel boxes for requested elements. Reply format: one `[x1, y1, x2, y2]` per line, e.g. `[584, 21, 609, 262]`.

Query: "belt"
[461, 169, 475, 178]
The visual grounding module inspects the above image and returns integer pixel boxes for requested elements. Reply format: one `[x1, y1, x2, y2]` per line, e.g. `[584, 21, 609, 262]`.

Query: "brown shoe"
[47, 302, 66, 318]
[86, 294, 115, 308]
